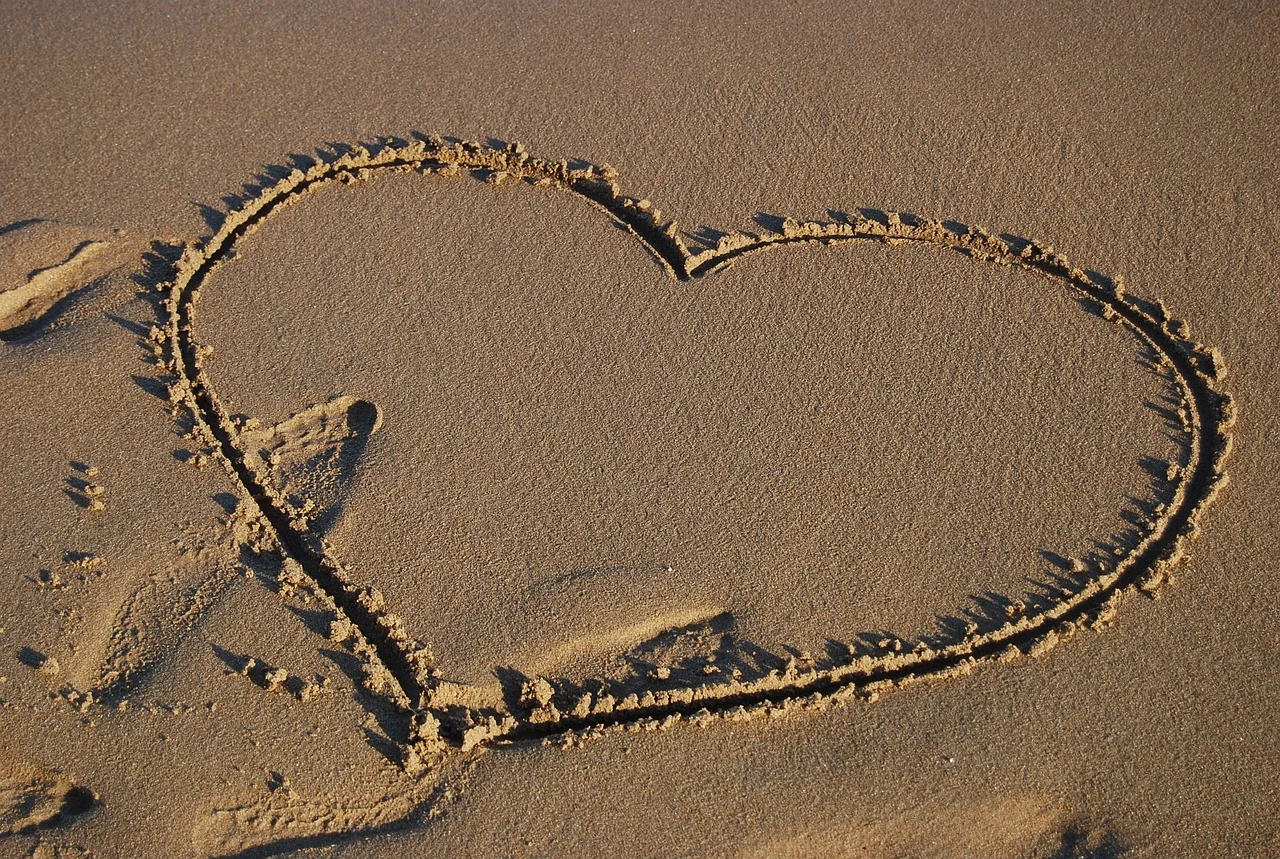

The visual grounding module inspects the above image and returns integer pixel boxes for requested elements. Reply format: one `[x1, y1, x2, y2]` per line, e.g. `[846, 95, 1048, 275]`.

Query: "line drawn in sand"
[145, 136, 1235, 783]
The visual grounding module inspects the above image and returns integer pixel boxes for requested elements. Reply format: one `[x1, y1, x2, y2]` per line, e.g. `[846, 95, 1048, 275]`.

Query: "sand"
[1, 1, 1277, 856]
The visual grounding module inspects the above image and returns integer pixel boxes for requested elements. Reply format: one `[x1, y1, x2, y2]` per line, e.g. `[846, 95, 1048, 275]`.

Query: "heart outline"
[155, 135, 1235, 765]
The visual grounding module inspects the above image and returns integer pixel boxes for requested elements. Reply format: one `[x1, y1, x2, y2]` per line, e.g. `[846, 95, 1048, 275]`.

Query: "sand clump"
[223, 651, 330, 702]
[64, 462, 108, 513]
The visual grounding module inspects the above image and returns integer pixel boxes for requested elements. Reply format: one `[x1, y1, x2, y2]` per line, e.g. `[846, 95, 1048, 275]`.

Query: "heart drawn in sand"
[155, 136, 1234, 766]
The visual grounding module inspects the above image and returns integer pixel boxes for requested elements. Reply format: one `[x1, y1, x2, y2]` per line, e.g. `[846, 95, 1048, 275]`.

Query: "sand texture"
[1, 2, 1277, 856]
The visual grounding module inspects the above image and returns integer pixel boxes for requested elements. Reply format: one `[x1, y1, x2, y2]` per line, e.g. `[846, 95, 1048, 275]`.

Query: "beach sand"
[1, 2, 1276, 856]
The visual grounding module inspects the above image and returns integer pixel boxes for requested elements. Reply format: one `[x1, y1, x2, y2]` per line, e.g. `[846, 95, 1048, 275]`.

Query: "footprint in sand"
[0, 758, 96, 835]
[0, 219, 145, 341]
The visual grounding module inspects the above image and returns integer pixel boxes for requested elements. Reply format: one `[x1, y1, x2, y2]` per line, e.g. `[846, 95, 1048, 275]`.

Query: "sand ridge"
[130, 134, 1237, 773]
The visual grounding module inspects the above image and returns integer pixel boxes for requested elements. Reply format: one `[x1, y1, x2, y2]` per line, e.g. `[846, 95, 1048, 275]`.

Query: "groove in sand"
[154, 136, 1234, 763]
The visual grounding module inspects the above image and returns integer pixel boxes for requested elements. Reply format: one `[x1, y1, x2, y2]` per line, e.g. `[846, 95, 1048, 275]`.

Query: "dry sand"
[1, 1, 1277, 856]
